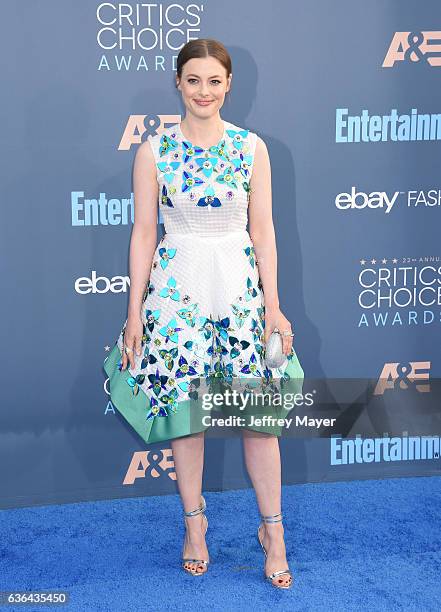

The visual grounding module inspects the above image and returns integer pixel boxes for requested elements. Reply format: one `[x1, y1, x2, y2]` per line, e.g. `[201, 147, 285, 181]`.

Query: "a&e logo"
[383, 31, 441, 67]
[123, 448, 176, 484]
[374, 361, 431, 395]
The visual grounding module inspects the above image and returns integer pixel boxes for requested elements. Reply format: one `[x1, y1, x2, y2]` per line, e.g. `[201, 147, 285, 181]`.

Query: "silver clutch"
[264, 328, 287, 369]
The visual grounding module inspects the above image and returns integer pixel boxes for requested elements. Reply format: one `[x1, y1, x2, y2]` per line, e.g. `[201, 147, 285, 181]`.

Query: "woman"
[104, 38, 304, 589]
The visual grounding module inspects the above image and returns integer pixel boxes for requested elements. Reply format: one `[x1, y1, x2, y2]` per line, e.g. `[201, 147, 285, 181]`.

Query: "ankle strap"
[184, 495, 206, 517]
[260, 511, 283, 523]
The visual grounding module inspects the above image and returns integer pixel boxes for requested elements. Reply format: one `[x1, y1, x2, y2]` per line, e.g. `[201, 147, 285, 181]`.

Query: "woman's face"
[176, 56, 231, 119]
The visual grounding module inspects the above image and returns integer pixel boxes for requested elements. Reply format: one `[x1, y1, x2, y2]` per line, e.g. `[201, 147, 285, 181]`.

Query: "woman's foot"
[258, 520, 293, 588]
[182, 499, 209, 575]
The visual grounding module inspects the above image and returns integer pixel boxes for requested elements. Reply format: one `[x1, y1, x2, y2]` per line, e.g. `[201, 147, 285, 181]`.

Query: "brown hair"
[175, 38, 232, 94]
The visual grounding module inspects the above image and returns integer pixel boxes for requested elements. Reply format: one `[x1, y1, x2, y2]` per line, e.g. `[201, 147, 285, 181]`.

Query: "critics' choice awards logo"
[123, 449, 176, 484]
[383, 31, 441, 67]
[374, 361, 431, 395]
[96, 4, 204, 71]
[334, 187, 441, 213]
[356, 256, 441, 328]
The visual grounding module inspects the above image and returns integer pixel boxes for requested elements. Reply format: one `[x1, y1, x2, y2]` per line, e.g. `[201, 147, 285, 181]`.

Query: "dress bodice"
[147, 120, 258, 237]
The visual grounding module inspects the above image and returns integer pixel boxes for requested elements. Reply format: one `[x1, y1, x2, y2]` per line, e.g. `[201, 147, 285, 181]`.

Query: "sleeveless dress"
[103, 119, 304, 444]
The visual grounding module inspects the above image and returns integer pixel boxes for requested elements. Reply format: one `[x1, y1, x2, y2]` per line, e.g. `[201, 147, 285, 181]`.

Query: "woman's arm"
[248, 136, 279, 311]
[127, 138, 159, 320]
[248, 136, 293, 355]
[122, 137, 159, 370]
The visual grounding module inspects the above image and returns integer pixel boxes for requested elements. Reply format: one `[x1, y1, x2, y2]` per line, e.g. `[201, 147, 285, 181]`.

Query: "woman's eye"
[187, 79, 221, 85]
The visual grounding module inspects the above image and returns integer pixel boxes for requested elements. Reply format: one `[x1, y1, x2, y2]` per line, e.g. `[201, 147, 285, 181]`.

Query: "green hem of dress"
[103, 344, 304, 445]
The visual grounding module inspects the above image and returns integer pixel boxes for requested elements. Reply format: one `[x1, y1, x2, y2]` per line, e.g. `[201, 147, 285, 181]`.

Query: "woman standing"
[104, 38, 303, 589]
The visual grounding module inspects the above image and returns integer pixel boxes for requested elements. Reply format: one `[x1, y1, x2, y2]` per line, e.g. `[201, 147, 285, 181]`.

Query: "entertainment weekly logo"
[96, 3, 204, 71]
[331, 435, 440, 465]
[335, 108, 441, 143]
[383, 31, 441, 67]
[355, 256, 441, 328]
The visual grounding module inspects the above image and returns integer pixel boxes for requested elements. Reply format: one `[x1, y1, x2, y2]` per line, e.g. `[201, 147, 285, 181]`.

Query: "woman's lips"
[195, 99, 213, 106]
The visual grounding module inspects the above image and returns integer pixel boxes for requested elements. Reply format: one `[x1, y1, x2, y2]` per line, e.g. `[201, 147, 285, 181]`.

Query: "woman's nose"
[199, 84, 209, 96]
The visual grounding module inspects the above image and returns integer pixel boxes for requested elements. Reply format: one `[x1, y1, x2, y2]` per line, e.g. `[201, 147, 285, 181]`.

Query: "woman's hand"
[121, 314, 144, 370]
[263, 306, 294, 356]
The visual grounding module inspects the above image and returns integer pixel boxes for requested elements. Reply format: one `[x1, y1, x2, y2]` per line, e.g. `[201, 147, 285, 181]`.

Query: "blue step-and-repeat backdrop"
[1, 1, 441, 508]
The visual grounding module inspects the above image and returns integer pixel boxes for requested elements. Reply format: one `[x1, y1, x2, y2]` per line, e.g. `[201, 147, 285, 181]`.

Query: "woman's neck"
[179, 114, 224, 147]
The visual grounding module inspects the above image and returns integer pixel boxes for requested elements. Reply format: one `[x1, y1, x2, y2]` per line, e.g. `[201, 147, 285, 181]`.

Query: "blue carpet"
[1, 476, 440, 611]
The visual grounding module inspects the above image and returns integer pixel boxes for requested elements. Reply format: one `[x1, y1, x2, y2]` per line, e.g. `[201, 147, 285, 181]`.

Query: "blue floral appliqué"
[196, 185, 222, 208]
[157, 161, 180, 183]
[159, 134, 178, 157]
[160, 185, 174, 207]
[226, 128, 249, 150]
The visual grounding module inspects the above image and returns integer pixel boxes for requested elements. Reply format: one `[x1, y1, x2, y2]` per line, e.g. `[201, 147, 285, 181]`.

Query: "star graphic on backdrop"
[104, 346, 110, 351]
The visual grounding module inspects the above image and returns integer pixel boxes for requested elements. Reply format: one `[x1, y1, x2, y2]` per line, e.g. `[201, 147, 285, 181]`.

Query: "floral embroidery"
[147, 368, 168, 396]
[159, 317, 184, 343]
[208, 336, 228, 359]
[126, 373, 145, 396]
[159, 276, 180, 301]
[214, 317, 232, 341]
[159, 247, 177, 269]
[198, 316, 216, 340]
[195, 154, 219, 178]
[226, 128, 249, 150]
[157, 161, 180, 184]
[244, 246, 256, 267]
[147, 398, 168, 419]
[182, 170, 204, 192]
[141, 348, 158, 370]
[231, 303, 251, 328]
[175, 355, 198, 378]
[145, 309, 161, 333]
[160, 185, 174, 207]
[244, 277, 258, 301]
[230, 151, 253, 179]
[177, 303, 199, 327]
[196, 185, 222, 208]
[182, 141, 203, 162]
[240, 353, 262, 377]
[159, 134, 178, 157]
[216, 165, 238, 189]
[158, 347, 178, 371]
[228, 336, 250, 359]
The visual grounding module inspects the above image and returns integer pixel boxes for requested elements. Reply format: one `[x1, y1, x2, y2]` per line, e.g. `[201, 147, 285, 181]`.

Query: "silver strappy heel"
[182, 495, 209, 576]
[257, 511, 293, 589]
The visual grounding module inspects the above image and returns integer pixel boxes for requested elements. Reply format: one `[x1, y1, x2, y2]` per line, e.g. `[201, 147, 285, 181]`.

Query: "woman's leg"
[242, 429, 292, 587]
[172, 431, 208, 573]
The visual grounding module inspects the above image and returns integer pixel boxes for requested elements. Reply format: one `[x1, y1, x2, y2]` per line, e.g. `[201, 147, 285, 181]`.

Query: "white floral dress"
[104, 120, 304, 444]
